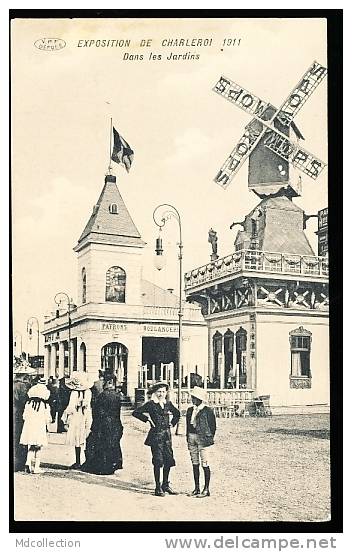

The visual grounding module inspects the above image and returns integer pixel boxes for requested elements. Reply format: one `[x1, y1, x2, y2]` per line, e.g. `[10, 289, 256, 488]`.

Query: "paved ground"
[14, 412, 330, 522]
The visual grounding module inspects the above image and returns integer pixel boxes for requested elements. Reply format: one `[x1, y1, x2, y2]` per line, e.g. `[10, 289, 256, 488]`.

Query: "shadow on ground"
[266, 428, 330, 439]
[35, 465, 154, 495]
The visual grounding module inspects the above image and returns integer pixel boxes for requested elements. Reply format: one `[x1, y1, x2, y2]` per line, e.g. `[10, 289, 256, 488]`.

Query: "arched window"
[289, 327, 312, 388]
[105, 266, 126, 303]
[82, 268, 87, 304]
[109, 203, 118, 214]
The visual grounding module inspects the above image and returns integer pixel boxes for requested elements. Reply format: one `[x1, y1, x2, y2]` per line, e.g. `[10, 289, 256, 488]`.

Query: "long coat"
[132, 400, 180, 467]
[13, 380, 30, 470]
[82, 388, 123, 475]
[186, 405, 216, 447]
[62, 389, 92, 447]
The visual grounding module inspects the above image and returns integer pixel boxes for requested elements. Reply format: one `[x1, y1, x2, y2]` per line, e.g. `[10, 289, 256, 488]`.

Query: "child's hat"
[149, 381, 169, 394]
[189, 386, 208, 403]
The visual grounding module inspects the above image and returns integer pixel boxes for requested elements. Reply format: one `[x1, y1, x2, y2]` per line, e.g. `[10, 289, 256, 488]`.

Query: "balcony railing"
[184, 249, 328, 290]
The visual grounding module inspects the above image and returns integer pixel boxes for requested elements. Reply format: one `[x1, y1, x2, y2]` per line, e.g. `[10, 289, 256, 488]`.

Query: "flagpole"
[108, 117, 113, 173]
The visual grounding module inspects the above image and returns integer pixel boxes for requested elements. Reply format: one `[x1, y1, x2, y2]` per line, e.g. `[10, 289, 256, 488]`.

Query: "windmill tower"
[184, 62, 329, 410]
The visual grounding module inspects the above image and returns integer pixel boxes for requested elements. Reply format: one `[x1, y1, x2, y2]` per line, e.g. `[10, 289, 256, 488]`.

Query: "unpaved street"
[14, 413, 330, 522]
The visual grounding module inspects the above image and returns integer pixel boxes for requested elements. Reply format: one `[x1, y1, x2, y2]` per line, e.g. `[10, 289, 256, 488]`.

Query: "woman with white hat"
[132, 381, 180, 497]
[186, 386, 216, 498]
[20, 377, 51, 474]
[61, 372, 93, 469]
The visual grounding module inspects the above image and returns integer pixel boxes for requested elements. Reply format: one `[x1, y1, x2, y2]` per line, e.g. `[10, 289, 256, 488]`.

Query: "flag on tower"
[111, 127, 134, 172]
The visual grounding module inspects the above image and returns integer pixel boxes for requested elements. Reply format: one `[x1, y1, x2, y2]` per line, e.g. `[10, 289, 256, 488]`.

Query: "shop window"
[82, 267, 87, 304]
[105, 266, 126, 303]
[289, 327, 312, 389]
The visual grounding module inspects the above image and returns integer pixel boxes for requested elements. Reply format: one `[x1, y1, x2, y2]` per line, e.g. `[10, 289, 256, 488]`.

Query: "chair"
[253, 395, 272, 417]
[259, 395, 272, 417]
[222, 403, 238, 418]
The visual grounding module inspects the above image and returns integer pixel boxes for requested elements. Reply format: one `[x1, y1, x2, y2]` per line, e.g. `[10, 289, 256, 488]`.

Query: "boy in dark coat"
[132, 381, 180, 497]
[186, 386, 216, 498]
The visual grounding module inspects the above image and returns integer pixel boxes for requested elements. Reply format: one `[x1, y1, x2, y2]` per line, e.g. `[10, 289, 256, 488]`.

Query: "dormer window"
[109, 203, 118, 214]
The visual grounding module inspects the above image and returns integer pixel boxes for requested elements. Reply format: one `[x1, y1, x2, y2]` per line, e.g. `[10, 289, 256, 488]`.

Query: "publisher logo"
[34, 38, 66, 51]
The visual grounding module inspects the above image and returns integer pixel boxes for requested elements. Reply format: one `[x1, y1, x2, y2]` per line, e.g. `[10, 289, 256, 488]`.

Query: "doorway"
[101, 342, 128, 393]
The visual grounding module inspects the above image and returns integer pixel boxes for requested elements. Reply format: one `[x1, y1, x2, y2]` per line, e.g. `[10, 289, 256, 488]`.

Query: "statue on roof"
[208, 228, 219, 261]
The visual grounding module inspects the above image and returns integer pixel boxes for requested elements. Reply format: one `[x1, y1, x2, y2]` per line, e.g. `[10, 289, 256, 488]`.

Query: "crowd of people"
[13, 372, 216, 498]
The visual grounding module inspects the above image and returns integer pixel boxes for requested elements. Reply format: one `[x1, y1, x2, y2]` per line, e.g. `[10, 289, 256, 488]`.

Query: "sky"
[11, 17, 328, 355]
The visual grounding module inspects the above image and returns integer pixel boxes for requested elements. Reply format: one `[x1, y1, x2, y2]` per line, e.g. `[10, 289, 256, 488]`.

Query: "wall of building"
[77, 243, 144, 307]
[182, 324, 208, 380]
[256, 312, 329, 406]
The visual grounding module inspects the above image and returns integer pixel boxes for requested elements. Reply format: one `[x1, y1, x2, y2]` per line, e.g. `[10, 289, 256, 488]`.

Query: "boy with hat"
[132, 381, 180, 497]
[186, 386, 216, 498]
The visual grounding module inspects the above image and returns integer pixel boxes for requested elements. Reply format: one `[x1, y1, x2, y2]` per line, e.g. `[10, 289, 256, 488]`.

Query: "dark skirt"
[147, 428, 176, 468]
[82, 417, 123, 475]
[13, 412, 27, 471]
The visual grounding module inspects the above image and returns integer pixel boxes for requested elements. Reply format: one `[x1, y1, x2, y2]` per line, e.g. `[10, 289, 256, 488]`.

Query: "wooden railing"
[184, 249, 328, 290]
[134, 387, 254, 408]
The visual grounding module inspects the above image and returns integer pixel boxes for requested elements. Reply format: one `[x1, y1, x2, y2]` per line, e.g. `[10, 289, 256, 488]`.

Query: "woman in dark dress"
[13, 374, 31, 471]
[132, 381, 180, 497]
[82, 377, 123, 475]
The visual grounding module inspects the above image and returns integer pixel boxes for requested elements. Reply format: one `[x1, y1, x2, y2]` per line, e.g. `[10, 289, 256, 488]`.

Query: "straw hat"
[14, 365, 37, 376]
[28, 383, 50, 401]
[149, 381, 169, 394]
[189, 386, 208, 403]
[65, 372, 93, 391]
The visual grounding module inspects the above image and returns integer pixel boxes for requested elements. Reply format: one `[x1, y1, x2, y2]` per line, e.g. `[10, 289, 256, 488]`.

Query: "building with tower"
[42, 174, 207, 399]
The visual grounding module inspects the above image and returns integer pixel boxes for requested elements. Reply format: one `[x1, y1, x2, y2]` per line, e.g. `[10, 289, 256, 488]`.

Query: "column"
[53, 344, 59, 378]
[49, 344, 55, 378]
[58, 342, 65, 379]
[219, 342, 225, 390]
[44, 346, 50, 381]
[70, 340, 75, 373]
[169, 362, 174, 390]
[76, 338, 83, 372]
[207, 326, 213, 382]
[126, 336, 142, 400]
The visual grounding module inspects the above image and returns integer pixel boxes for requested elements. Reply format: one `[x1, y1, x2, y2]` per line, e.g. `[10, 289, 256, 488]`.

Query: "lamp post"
[153, 204, 183, 434]
[14, 331, 23, 357]
[27, 316, 40, 357]
[54, 292, 72, 376]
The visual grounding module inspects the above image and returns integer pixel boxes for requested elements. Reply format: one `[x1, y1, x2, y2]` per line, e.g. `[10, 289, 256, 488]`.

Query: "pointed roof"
[74, 174, 145, 251]
[235, 195, 314, 256]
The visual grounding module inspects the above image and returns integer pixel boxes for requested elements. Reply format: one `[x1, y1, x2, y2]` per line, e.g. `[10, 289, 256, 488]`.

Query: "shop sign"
[143, 324, 178, 334]
[100, 322, 128, 331]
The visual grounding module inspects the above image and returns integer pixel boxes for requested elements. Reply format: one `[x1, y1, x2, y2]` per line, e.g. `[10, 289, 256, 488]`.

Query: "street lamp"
[153, 204, 183, 433]
[14, 331, 23, 357]
[27, 317, 40, 357]
[54, 292, 72, 376]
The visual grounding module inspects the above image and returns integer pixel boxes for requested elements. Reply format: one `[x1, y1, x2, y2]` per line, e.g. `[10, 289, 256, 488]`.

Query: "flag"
[111, 127, 134, 172]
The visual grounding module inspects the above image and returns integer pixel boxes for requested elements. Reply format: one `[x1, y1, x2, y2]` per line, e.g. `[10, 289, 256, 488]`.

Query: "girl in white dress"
[62, 372, 93, 469]
[20, 378, 51, 474]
